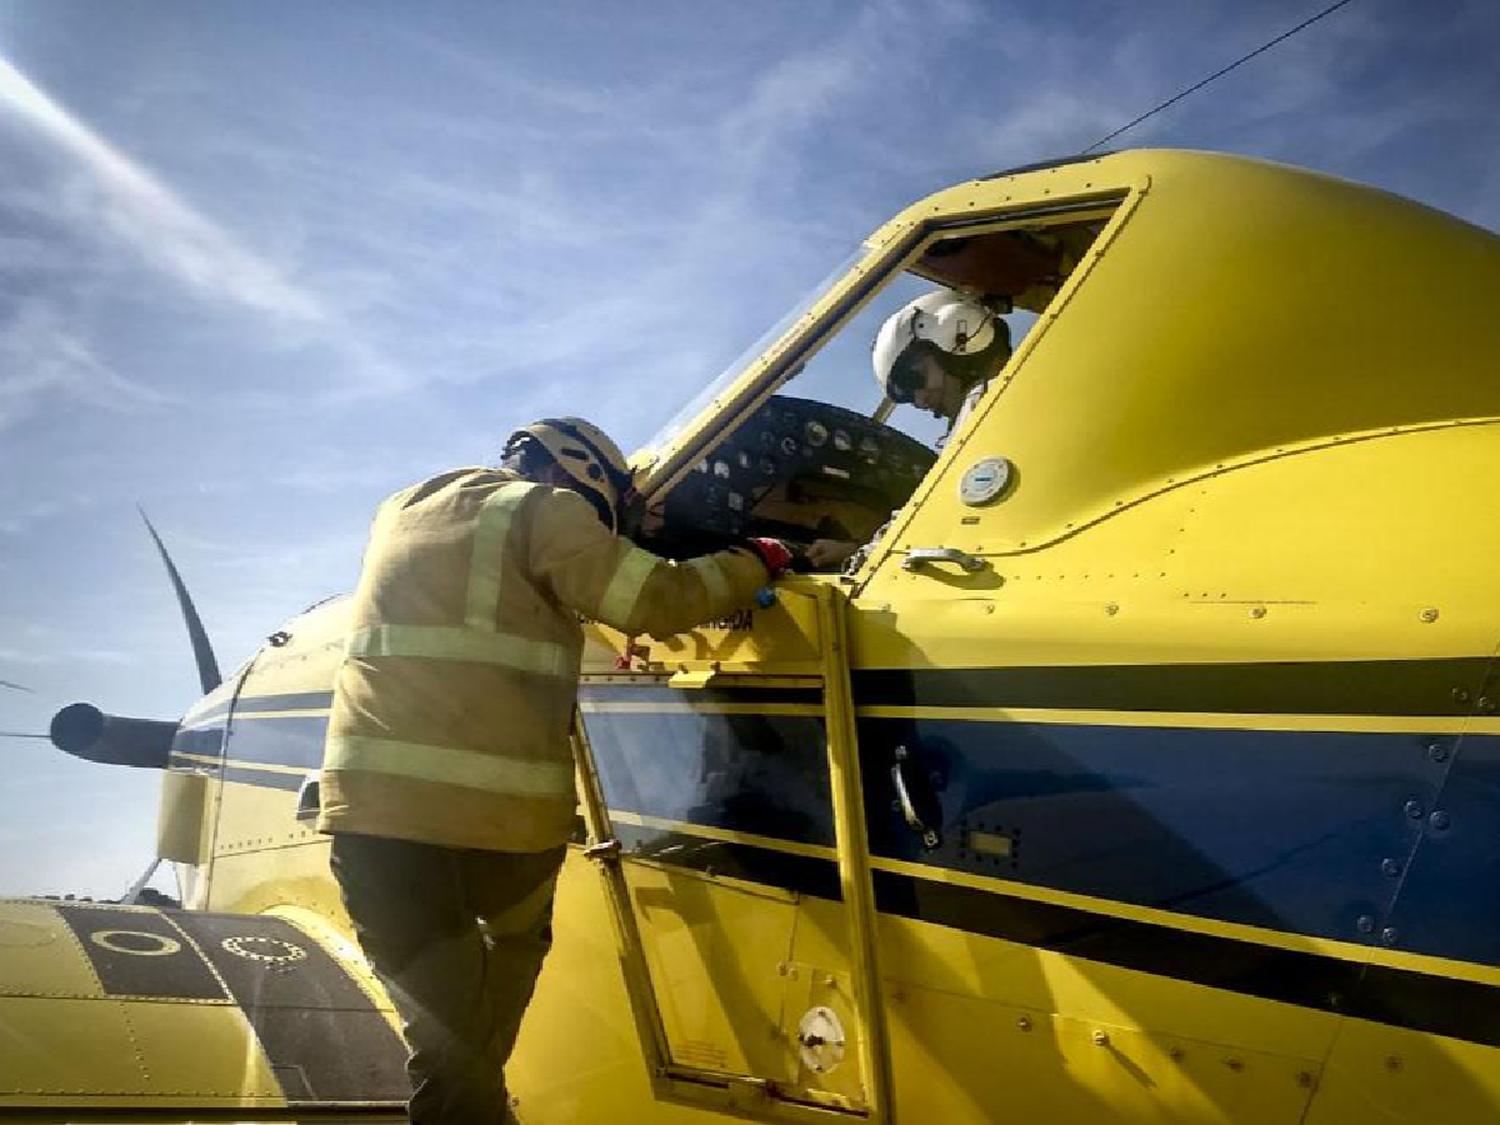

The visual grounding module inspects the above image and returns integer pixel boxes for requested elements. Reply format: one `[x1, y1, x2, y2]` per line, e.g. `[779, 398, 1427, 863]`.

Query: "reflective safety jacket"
[318, 468, 769, 852]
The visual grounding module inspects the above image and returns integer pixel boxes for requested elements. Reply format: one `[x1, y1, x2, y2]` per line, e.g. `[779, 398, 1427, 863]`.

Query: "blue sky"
[1, 0, 1498, 898]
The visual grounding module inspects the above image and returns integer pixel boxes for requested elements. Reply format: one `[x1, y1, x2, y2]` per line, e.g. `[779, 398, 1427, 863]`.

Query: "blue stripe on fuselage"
[183, 692, 1500, 970]
[854, 718, 1458, 955]
[582, 704, 1500, 970]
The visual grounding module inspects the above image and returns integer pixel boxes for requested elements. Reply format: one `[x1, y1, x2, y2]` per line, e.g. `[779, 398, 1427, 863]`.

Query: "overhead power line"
[1080, 0, 1359, 154]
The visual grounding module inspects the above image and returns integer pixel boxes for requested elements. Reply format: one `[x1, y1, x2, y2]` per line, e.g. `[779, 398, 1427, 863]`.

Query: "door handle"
[892, 745, 942, 849]
[901, 547, 984, 572]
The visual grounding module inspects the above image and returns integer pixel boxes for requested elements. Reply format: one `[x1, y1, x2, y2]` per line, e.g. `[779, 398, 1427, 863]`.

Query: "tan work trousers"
[331, 833, 565, 1125]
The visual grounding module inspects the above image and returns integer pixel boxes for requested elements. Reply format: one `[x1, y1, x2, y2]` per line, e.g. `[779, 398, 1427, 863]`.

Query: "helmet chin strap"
[554, 473, 617, 530]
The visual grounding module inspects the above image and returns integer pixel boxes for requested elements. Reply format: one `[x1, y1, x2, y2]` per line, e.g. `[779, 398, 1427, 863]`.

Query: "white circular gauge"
[797, 1006, 847, 1074]
[958, 457, 1014, 506]
[832, 429, 852, 452]
[805, 420, 829, 447]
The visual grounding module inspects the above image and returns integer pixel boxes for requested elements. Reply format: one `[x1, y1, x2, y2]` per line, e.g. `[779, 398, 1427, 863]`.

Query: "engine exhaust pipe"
[50, 703, 176, 769]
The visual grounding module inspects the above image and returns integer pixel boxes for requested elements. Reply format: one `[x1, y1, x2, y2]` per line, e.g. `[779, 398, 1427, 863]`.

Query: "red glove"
[744, 537, 793, 578]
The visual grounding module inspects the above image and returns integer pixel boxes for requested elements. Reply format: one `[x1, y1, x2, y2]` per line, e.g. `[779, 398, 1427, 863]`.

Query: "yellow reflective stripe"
[467, 482, 540, 630]
[686, 555, 730, 607]
[599, 546, 658, 626]
[347, 624, 572, 678]
[325, 735, 576, 798]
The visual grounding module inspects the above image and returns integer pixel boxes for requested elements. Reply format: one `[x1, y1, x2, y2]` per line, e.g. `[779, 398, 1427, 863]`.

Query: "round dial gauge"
[958, 456, 1014, 506]
[832, 428, 852, 452]
[805, 420, 829, 447]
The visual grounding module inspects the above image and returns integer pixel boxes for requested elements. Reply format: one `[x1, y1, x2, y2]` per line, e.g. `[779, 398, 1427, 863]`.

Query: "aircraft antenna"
[0, 731, 50, 739]
[1079, 0, 1359, 154]
[0, 679, 33, 693]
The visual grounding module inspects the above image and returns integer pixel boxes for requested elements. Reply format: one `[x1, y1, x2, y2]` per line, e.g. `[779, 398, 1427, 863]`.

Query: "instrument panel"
[652, 394, 936, 555]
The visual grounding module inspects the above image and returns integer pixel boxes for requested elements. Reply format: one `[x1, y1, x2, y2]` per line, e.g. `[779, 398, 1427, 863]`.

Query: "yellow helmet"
[505, 417, 633, 529]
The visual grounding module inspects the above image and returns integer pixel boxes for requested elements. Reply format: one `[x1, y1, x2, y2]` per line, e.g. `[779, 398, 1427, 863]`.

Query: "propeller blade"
[0, 679, 33, 693]
[138, 506, 222, 694]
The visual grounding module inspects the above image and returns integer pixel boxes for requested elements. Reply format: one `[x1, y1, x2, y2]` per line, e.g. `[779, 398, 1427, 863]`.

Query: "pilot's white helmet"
[872, 288, 1010, 403]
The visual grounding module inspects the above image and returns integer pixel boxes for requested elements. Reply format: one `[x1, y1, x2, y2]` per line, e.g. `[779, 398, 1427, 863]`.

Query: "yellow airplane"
[5, 148, 1500, 1124]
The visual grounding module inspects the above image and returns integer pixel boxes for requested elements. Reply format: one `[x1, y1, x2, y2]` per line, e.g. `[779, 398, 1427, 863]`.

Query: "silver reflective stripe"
[325, 734, 576, 798]
[347, 624, 571, 678]
[467, 482, 540, 630]
[685, 555, 730, 607]
[598, 546, 657, 626]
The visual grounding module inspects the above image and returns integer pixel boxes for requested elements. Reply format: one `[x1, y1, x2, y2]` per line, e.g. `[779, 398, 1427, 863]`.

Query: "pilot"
[318, 417, 790, 1125]
[806, 287, 1012, 570]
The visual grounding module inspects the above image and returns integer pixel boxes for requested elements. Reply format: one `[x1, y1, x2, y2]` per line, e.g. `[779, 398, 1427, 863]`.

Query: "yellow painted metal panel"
[884, 986, 1316, 1125]
[0, 902, 98, 999]
[234, 598, 349, 700]
[102, 1000, 283, 1103]
[157, 768, 210, 864]
[874, 911, 1340, 1063]
[204, 837, 342, 919]
[623, 861, 798, 1081]
[1304, 1019, 1500, 1125]
[507, 850, 714, 1125]
[0, 996, 178, 1101]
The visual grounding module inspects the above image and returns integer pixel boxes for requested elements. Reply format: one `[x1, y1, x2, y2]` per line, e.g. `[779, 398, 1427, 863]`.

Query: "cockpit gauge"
[832, 428, 852, 452]
[805, 420, 829, 447]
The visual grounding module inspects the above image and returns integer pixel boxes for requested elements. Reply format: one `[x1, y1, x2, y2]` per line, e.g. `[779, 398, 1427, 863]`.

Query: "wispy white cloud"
[0, 646, 138, 667]
[0, 56, 326, 325]
[0, 299, 173, 431]
[0, 54, 416, 403]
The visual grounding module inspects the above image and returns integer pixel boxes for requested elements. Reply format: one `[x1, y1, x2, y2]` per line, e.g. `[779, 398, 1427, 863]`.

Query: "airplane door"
[574, 579, 893, 1123]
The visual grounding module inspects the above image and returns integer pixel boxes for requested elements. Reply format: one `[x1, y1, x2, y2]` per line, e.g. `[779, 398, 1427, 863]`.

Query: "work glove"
[744, 537, 794, 578]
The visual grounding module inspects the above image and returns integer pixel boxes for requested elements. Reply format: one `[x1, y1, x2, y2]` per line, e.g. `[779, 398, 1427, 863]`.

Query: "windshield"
[642, 247, 867, 455]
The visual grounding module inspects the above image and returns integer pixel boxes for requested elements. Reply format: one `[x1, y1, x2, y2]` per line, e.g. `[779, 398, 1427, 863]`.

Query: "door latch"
[583, 838, 622, 863]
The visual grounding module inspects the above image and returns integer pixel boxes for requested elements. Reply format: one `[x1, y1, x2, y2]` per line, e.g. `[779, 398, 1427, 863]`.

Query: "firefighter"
[319, 417, 789, 1125]
[806, 287, 1012, 570]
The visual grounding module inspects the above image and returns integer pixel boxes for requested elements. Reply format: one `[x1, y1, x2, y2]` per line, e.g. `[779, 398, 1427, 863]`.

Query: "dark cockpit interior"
[637, 212, 1113, 563]
[646, 394, 933, 559]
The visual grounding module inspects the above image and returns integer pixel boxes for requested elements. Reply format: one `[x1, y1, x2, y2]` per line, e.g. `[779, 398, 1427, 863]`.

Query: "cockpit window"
[644, 247, 866, 454]
[638, 209, 1113, 564]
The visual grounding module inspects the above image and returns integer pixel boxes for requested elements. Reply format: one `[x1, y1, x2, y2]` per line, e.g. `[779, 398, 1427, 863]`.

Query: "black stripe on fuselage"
[55, 904, 230, 1001]
[610, 824, 1500, 1050]
[852, 658, 1495, 716]
[182, 690, 334, 728]
[167, 912, 409, 1104]
[221, 765, 306, 792]
[172, 726, 225, 757]
[225, 715, 327, 769]
[51, 905, 408, 1105]
[581, 683, 824, 706]
[168, 757, 309, 793]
